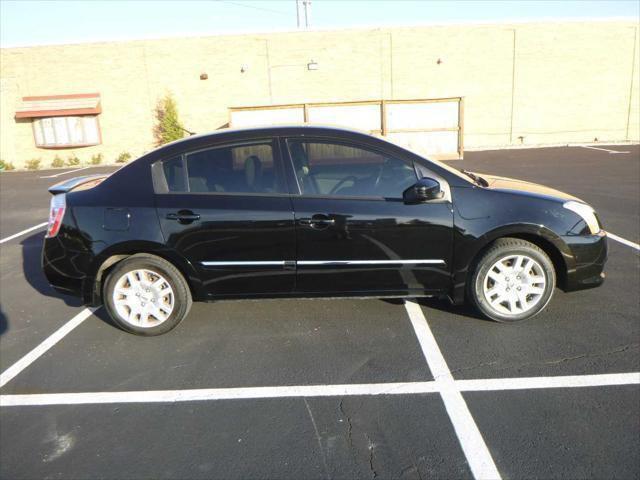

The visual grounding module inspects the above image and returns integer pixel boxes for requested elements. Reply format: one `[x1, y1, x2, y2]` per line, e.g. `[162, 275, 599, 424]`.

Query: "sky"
[1, 0, 638, 48]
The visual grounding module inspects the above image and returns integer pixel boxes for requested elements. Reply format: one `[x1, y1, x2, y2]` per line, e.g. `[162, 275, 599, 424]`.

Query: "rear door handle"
[166, 210, 201, 224]
[299, 214, 335, 229]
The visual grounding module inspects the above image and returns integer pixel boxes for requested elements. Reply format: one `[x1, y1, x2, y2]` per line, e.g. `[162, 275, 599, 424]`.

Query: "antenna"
[303, 0, 311, 28]
[296, 0, 311, 29]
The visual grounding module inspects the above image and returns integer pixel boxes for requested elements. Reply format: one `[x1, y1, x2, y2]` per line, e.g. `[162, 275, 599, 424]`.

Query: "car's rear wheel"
[469, 238, 556, 322]
[103, 254, 192, 335]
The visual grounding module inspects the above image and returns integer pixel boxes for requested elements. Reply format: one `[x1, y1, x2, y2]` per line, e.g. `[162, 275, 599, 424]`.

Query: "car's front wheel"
[469, 238, 556, 322]
[103, 254, 192, 335]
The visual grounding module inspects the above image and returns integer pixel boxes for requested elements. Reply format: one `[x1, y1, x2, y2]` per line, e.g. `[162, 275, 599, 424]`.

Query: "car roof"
[156, 124, 374, 151]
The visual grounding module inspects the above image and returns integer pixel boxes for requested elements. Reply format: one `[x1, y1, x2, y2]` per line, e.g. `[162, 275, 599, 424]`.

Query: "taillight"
[46, 194, 66, 238]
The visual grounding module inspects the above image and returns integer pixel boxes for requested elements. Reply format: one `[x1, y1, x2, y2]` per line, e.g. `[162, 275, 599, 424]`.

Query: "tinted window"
[287, 140, 416, 198]
[182, 142, 284, 194]
[162, 156, 185, 192]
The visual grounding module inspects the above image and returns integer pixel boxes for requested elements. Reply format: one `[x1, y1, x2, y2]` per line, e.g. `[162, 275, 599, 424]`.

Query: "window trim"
[32, 115, 102, 149]
[282, 135, 420, 200]
[152, 138, 288, 195]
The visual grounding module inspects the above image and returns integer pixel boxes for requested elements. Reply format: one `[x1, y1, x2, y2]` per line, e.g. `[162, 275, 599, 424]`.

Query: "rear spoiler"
[48, 174, 110, 195]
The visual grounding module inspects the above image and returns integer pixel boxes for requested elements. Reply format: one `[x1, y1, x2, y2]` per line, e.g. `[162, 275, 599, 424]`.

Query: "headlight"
[563, 201, 600, 234]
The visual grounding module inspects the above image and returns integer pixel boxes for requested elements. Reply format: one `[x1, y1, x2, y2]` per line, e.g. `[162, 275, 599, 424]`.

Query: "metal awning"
[15, 93, 101, 118]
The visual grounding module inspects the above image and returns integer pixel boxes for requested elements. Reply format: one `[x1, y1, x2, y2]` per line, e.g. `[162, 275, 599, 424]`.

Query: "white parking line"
[0, 381, 440, 406]
[0, 308, 97, 388]
[404, 300, 501, 480]
[457, 372, 640, 391]
[578, 146, 630, 154]
[39, 166, 93, 179]
[607, 232, 640, 251]
[0, 222, 48, 245]
[3, 372, 638, 407]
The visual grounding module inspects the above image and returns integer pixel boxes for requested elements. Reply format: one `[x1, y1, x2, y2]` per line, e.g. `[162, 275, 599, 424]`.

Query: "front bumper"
[562, 230, 608, 291]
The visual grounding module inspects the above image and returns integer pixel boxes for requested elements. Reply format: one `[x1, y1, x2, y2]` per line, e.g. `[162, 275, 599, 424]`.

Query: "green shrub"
[116, 152, 132, 163]
[66, 154, 80, 166]
[26, 158, 41, 170]
[153, 93, 185, 146]
[90, 153, 103, 165]
[0, 159, 14, 171]
[51, 155, 64, 168]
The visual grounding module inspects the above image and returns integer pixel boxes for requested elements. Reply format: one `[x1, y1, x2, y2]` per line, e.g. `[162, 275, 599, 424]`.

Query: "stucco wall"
[0, 20, 638, 169]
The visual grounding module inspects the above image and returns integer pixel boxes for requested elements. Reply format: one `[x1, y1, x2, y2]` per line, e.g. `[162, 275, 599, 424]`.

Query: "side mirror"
[403, 177, 444, 204]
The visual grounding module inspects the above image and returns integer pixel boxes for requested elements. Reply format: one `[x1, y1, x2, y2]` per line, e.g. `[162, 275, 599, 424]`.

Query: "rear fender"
[82, 241, 207, 305]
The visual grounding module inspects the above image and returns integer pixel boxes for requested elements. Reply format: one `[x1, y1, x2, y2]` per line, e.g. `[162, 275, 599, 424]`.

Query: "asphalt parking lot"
[0, 145, 638, 479]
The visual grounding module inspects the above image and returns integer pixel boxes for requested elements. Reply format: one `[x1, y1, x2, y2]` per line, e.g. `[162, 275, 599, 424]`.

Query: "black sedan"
[42, 126, 607, 335]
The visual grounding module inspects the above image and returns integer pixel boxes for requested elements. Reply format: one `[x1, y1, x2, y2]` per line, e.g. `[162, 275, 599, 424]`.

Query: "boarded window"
[32, 116, 101, 148]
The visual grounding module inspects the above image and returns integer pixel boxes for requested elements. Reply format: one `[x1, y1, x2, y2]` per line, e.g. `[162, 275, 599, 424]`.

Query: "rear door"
[153, 138, 296, 297]
[282, 136, 454, 295]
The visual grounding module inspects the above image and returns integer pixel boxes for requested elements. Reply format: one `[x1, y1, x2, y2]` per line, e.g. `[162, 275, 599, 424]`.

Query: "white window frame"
[32, 115, 102, 148]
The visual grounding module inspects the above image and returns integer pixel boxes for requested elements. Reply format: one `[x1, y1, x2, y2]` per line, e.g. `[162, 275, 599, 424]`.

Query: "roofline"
[154, 124, 373, 149]
[1, 17, 637, 50]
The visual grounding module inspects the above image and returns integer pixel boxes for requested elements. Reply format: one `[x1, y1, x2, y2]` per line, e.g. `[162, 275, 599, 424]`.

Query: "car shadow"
[21, 231, 83, 308]
[0, 305, 7, 336]
[415, 297, 493, 322]
[381, 296, 493, 322]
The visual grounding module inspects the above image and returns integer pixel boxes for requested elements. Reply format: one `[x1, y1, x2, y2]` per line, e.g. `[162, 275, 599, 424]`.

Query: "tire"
[468, 238, 556, 323]
[103, 254, 192, 336]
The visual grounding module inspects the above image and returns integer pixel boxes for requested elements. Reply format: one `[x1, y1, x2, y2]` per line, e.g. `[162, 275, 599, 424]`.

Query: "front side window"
[287, 139, 417, 198]
[33, 116, 101, 147]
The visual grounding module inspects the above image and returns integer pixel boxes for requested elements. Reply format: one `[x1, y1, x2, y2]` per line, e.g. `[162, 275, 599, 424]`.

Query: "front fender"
[449, 222, 574, 305]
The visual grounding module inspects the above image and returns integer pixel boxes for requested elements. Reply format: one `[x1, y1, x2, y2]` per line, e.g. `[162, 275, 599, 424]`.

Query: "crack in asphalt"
[364, 433, 378, 479]
[445, 343, 639, 378]
[339, 399, 379, 478]
[338, 398, 353, 449]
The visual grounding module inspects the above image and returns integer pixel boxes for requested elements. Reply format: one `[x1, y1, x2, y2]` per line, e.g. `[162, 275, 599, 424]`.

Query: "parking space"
[0, 395, 472, 479]
[0, 147, 638, 479]
[1, 298, 432, 394]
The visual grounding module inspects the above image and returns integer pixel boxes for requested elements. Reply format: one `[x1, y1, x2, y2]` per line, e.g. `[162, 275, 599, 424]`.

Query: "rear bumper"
[42, 236, 91, 299]
[562, 230, 607, 291]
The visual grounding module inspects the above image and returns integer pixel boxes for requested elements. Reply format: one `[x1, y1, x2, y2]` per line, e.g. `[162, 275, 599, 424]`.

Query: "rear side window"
[189, 143, 281, 194]
[155, 142, 286, 194]
[162, 156, 185, 192]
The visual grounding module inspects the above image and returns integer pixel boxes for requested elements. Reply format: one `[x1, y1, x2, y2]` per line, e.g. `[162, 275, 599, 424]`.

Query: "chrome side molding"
[201, 259, 445, 267]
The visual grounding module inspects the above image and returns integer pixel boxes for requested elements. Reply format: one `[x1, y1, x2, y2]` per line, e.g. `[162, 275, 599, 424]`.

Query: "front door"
[154, 138, 296, 297]
[283, 137, 453, 295]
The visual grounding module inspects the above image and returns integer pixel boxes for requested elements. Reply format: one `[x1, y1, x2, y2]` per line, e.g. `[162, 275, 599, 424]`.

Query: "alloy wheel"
[112, 269, 175, 327]
[482, 254, 547, 316]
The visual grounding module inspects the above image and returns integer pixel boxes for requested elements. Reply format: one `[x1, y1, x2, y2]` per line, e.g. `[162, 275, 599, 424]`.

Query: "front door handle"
[166, 210, 201, 224]
[299, 214, 335, 229]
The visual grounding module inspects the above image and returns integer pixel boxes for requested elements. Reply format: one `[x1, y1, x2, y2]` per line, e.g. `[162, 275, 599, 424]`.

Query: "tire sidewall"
[103, 256, 190, 336]
[471, 244, 556, 323]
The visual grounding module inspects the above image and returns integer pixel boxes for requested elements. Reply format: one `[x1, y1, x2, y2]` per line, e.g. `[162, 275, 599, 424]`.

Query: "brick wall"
[0, 20, 638, 169]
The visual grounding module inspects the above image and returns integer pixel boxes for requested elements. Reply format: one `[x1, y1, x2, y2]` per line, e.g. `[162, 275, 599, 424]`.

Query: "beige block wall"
[0, 21, 638, 169]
